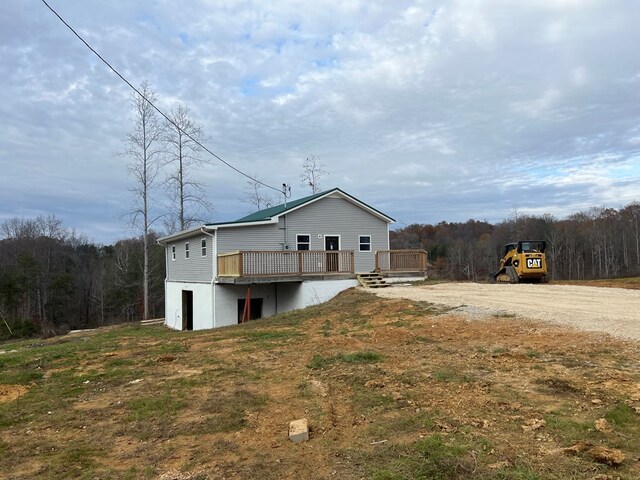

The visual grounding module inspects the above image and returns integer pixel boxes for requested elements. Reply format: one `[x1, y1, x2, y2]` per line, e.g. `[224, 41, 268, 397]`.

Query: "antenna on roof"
[282, 183, 292, 209]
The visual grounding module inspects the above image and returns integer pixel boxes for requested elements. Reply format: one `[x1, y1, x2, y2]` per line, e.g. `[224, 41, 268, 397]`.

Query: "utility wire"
[41, 0, 283, 194]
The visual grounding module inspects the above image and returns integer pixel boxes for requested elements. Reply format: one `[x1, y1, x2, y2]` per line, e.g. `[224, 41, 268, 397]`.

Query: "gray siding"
[216, 222, 284, 254]
[285, 196, 388, 272]
[166, 233, 214, 282]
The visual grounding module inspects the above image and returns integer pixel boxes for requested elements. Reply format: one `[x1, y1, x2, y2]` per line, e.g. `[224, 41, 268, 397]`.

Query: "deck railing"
[217, 250, 355, 277]
[375, 249, 428, 272]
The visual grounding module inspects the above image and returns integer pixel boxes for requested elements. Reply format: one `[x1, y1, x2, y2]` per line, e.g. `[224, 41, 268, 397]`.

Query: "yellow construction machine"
[493, 240, 548, 283]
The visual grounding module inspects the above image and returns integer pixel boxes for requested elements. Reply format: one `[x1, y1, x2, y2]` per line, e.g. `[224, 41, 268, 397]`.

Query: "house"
[157, 188, 427, 330]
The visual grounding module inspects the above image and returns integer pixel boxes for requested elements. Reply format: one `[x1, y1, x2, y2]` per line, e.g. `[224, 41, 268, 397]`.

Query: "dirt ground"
[2, 288, 640, 479]
[376, 282, 640, 341]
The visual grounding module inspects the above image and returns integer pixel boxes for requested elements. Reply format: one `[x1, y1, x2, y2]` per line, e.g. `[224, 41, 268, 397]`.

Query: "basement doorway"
[182, 290, 193, 331]
[237, 298, 263, 323]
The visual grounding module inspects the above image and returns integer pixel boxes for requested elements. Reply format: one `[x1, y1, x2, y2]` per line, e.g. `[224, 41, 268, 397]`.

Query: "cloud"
[0, 0, 639, 243]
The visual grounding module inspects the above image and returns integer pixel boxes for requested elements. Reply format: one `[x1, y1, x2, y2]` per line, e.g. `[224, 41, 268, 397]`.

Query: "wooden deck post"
[241, 286, 251, 323]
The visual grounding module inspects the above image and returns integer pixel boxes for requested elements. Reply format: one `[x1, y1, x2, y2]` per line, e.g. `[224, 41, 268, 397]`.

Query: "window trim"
[296, 234, 310, 251]
[201, 238, 207, 257]
[359, 235, 372, 252]
[171, 245, 176, 261]
[185, 242, 190, 259]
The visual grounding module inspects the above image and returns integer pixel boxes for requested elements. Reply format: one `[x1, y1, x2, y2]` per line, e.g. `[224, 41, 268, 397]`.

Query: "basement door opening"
[237, 298, 263, 323]
[182, 290, 193, 331]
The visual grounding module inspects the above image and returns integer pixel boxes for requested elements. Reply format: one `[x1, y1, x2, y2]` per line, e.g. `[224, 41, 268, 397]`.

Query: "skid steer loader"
[493, 240, 548, 284]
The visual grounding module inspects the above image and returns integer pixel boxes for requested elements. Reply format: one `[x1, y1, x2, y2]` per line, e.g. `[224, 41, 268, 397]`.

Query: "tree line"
[390, 202, 640, 282]
[0, 215, 164, 339]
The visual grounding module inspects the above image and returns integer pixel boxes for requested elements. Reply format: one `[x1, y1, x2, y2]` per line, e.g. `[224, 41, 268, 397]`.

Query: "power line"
[41, 0, 282, 194]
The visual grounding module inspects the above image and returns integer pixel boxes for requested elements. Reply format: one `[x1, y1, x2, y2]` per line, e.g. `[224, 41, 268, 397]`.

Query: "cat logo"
[527, 258, 542, 269]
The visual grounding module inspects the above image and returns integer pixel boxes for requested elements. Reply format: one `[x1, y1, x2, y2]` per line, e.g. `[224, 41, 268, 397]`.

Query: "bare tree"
[164, 104, 212, 232]
[300, 155, 327, 194]
[122, 82, 165, 320]
[241, 175, 277, 211]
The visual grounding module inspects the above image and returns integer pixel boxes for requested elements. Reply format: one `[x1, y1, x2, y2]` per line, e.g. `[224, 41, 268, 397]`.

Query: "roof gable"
[211, 188, 394, 227]
[158, 187, 393, 244]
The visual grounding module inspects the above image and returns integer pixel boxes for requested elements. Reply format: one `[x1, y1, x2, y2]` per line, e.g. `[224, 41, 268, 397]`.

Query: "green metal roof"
[233, 190, 328, 223]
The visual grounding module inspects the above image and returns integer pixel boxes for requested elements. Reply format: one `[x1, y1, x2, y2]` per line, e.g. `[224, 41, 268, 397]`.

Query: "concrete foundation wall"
[166, 279, 359, 331]
[165, 281, 214, 330]
[214, 283, 278, 328]
[277, 279, 359, 312]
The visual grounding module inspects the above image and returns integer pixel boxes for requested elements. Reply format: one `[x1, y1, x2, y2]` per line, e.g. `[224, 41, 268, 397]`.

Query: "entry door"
[325, 236, 340, 272]
[181, 290, 193, 331]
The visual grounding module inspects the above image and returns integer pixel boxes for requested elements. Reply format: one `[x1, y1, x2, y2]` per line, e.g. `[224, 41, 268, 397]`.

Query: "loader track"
[494, 265, 519, 284]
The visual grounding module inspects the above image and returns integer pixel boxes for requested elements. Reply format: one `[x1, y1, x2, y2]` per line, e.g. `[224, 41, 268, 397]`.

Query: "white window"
[185, 242, 190, 259]
[359, 235, 371, 252]
[296, 234, 310, 250]
[171, 245, 176, 261]
[201, 238, 207, 257]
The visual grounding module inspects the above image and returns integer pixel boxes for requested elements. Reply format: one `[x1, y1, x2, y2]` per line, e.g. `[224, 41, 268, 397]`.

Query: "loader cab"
[503, 243, 518, 257]
[517, 240, 546, 254]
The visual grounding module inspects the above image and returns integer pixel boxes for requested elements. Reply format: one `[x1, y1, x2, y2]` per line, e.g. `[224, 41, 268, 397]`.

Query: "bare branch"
[300, 155, 328, 194]
[241, 174, 276, 211]
[163, 104, 212, 231]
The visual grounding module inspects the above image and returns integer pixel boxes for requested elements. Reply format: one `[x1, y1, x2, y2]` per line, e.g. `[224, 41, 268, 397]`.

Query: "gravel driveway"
[375, 283, 640, 341]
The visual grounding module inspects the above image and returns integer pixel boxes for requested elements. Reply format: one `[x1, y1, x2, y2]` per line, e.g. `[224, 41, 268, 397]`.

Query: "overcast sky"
[1, 0, 639, 244]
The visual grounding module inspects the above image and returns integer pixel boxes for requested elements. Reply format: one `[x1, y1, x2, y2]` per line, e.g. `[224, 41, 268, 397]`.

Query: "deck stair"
[357, 272, 389, 289]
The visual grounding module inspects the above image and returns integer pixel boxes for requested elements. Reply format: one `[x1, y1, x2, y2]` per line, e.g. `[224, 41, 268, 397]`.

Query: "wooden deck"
[218, 250, 355, 278]
[375, 250, 428, 273]
[217, 249, 428, 281]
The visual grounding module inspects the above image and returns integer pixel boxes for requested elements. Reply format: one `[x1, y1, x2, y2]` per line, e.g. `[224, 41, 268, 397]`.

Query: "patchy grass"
[604, 403, 637, 428]
[2, 288, 640, 479]
[432, 368, 472, 383]
[127, 394, 186, 421]
[368, 434, 476, 480]
[307, 350, 383, 370]
[190, 389, 268, 434]
[545, 414, 593, 444]
[534, 377, 581, 395]
[400, 300, 455, 317]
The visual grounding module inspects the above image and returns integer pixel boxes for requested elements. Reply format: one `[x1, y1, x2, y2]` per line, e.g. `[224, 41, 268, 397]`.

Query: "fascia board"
[208, 218, 279, 229]
[157, 226, 208, 244]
